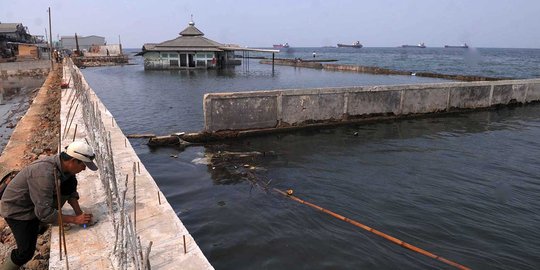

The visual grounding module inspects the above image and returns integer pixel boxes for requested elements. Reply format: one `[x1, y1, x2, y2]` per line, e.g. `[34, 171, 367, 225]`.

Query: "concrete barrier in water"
[260, 60, 506, 81]
[203, 79, 540, 133]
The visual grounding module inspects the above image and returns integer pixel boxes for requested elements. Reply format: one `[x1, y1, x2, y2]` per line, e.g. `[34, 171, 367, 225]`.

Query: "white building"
[60, 35, 105, 51]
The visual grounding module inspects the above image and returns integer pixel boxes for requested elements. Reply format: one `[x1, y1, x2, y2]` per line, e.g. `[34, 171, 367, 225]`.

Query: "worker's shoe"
[1, 256, 19, 270]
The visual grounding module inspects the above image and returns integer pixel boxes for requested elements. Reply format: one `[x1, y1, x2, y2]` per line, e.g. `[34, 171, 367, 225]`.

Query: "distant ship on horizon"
[273, 43, 290, 49]
[444, 43, 469, 49]
[337, 41, 363, 48]
[401, 42, 426, 48]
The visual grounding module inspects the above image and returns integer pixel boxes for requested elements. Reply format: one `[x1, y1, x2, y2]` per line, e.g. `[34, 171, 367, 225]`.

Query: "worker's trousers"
[5, 218, 40, 266]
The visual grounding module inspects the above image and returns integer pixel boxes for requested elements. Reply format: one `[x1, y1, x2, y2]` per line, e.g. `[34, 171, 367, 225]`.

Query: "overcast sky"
[2, 0, 539, 49]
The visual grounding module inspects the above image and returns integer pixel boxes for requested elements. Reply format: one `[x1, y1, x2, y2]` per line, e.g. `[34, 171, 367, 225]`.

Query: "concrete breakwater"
[188, 79, 540, 141]
[260, 59, 505, 82]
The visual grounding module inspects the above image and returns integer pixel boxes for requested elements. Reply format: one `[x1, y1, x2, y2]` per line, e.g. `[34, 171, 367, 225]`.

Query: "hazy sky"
[2, 0, 539, 49]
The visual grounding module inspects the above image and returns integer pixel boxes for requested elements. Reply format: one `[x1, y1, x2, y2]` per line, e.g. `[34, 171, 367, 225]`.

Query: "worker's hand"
[74, 212, 93, 225]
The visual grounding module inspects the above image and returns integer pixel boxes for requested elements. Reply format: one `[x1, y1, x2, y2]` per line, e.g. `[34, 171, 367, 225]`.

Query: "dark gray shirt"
[0, 155, 65, 223]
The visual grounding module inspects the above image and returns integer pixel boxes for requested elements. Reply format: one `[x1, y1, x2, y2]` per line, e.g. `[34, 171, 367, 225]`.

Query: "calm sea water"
[269, 47, 540, 79]
[83, 48, 540, 269]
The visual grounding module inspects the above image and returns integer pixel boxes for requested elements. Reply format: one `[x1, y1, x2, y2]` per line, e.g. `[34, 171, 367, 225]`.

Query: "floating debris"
[192, 157, 209, 165]
[205, 149, 276, 187]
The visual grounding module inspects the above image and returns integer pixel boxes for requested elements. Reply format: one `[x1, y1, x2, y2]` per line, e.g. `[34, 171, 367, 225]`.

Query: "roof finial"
[189, 14, 195, 26]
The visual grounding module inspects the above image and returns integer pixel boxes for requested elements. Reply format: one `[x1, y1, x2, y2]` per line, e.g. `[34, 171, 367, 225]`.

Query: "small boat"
[401, 42, 426, 48]
[273, 43, 290, 49]
[337, 41, 363, 48]
[444, 43, 469, 49]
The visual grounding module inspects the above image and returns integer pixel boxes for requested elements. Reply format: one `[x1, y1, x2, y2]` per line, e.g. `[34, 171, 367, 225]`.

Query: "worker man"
[0, 140, 98, 269]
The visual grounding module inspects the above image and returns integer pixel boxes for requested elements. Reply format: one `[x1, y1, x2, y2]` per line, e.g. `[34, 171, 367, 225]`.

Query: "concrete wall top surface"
[204, 79, 540, 98]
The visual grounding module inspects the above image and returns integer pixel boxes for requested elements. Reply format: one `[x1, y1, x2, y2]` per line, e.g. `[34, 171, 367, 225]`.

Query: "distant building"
[0, 23, 48, 60]
[60, 35, 106, 51]
[141, 20, 274, 70]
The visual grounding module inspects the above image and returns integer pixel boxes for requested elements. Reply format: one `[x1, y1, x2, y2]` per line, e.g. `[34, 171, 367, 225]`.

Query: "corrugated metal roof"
[220, 46, 280, 53]
[0, 23, 21, 34]
[60, 35, 105, 39]
[150, 47, 223, 52]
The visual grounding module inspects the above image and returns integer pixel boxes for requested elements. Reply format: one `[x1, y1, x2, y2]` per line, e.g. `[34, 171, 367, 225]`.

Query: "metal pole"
[55, 170, 70, 269]
[133, 162, 137, 232]
[118, 35, 123, 55]
[75, 33, 80, 55]
[48, 7, 53, 68]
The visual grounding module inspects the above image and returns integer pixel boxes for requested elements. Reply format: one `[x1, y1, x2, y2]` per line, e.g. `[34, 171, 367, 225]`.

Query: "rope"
[273, 188, 470, 270]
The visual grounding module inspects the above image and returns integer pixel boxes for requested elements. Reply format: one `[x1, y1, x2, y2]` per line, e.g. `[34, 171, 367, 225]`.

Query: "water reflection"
[0, 76, 46, 152]
[196, 105, 540, 162]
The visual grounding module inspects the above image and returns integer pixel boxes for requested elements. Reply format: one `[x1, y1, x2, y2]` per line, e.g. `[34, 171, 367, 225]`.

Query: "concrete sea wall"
[49, 60, 213, 269]
[203, 79, 540, 132]
[0, 60, 50, 77]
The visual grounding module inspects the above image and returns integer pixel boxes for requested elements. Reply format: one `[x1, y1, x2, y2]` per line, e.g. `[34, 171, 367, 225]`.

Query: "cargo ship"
[444, 43, 469, 49]
[273, 43, 290, 49]
[401, 42, 426, 48]
[337, 41, 363, 48]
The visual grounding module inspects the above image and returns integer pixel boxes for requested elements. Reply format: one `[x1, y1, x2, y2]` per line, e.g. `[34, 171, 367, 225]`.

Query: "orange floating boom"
[273, 188, 470, 270]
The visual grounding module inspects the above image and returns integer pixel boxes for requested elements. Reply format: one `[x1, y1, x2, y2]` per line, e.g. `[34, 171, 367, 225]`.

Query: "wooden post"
[272, 53, 275, 75]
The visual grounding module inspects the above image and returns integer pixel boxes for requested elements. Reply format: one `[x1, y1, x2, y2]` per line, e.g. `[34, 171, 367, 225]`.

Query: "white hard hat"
[65, 141, 98, 171]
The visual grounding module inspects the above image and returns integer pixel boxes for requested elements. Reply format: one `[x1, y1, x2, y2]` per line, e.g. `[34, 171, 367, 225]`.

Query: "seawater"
[272, 47, 540, 79]
[82, 48, 540, 269]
